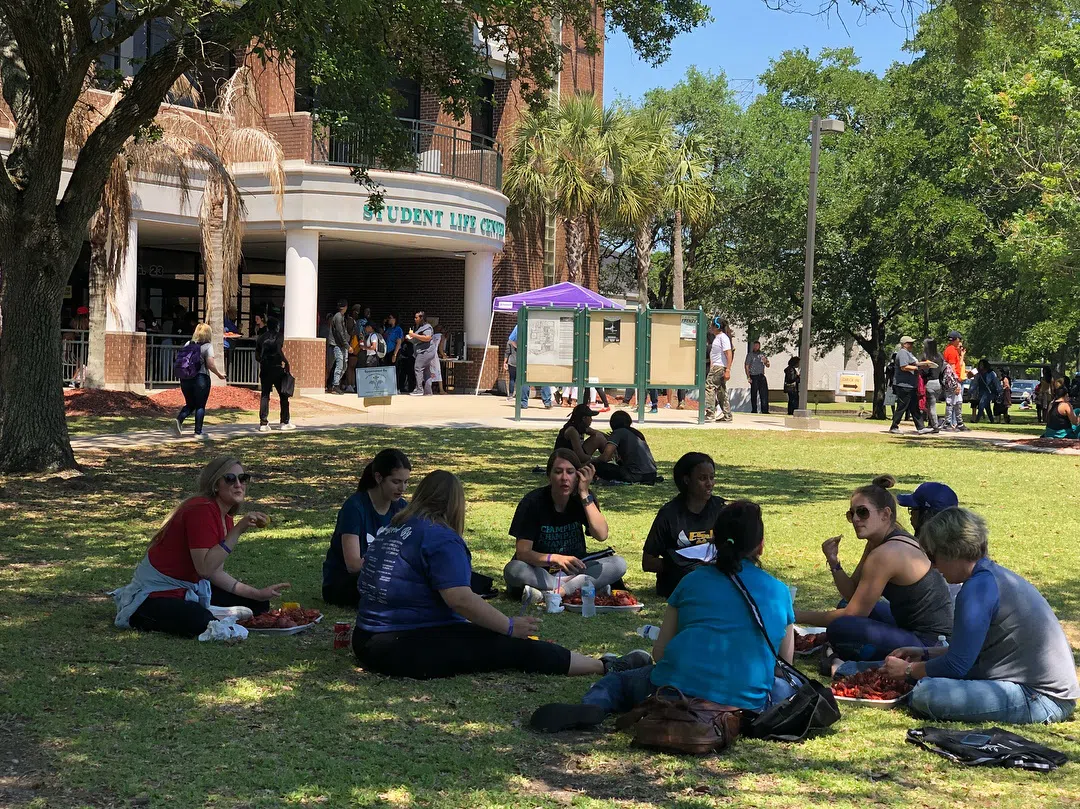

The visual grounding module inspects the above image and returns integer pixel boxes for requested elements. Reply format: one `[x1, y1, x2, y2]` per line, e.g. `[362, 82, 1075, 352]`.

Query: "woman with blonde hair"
[174, 322, 226, 438]
[112, 456, 290, 637]
[796, 475, 953, 664]
[353, 470, 650, 679]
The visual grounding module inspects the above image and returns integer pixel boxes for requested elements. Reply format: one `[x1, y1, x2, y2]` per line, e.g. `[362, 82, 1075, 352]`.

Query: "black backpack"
[907, 727, 1068, 772]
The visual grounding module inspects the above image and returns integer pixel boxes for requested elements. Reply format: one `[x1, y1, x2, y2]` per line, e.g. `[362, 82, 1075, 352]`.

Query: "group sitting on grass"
[1042, 382, 1080, 440]
[553, 404, 659, 485]
[112, 448, 1078, 729]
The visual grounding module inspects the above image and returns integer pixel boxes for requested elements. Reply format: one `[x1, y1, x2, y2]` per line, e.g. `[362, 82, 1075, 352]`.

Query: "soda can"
[333, 621, 352, 649]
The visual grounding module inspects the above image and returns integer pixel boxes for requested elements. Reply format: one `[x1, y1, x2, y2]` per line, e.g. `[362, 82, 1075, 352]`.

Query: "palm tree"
[158, 66, 285, 364]
[664, 131, 713, 309]
[504, 92, 640, 285]
[67, 81, 196, 389]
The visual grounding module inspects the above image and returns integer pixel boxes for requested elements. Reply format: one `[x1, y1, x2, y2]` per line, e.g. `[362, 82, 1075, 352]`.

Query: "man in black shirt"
[504, 449, 627, 600]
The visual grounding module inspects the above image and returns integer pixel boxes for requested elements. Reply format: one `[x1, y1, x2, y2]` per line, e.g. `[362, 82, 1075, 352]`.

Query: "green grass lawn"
[2, 428, 1079, 808]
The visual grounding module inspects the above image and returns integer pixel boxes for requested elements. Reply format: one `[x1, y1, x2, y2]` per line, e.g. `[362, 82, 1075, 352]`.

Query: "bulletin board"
[648, 312, 699, 387]
[587, 311, 637, 385]
[523, 309, 576, 385]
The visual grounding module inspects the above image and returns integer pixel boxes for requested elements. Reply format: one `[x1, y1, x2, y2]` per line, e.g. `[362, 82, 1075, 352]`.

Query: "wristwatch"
[829, 561, 843, 573]
[581, 493, 597, 508]
[905, 663, 913, 678]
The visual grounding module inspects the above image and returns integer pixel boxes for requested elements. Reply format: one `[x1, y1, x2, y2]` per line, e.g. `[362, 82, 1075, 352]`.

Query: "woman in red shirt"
[125, 456, 290, 637]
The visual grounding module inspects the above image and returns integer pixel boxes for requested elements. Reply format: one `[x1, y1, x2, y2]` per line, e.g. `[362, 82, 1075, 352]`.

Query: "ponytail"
[711, 501, 764, 575]
[852, 474, 898, 521]
[608, 409, 646, 442]
[358, 449, 411, 492]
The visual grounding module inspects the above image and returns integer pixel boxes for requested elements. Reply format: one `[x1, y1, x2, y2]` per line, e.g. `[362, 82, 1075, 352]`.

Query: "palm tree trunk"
[564, 215, 586, 284]
[84, 215, 109, 390]
[672, 208, 685, 310]
[205, 194, 227, 383]
[635, 222, 652, 306]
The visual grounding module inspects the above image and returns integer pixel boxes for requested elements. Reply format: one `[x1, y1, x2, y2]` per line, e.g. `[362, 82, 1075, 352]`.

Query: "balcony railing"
[312, 117, 503, 190]
[61, 330, 89, 386]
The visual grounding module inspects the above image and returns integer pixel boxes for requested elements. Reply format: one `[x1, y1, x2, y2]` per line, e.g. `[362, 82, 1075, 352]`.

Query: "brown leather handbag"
[616, 686, 742, 755]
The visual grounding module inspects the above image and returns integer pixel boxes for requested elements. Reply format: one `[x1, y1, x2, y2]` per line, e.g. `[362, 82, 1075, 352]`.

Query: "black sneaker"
[601, 649, 653, 674]
[529, 703, 606, 733]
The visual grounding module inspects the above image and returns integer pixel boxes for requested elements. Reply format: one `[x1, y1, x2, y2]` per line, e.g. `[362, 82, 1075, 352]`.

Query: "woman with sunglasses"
[112, 456, 290, 637]
[795, 475, 953, 664]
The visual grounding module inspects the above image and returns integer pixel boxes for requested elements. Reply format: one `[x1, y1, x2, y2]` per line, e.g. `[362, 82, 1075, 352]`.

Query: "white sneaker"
[280, 422, 296, 431]
[171, 418, 183, 437]
[521, 585, 544, 611]
[258, 424, 271, 433]
[410, 390, 425, 396]
[195, 432, 210, 440]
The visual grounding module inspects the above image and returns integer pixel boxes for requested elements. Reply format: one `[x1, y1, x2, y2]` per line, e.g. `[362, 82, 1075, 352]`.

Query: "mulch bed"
[149, 385, 264, 411]
[64, 388, 171, 417]
[1012, 437, 1080, 450]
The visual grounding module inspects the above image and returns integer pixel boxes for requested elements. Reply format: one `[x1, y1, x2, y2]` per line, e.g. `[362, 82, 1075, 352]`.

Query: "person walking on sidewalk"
[174, 323, 226, 438]
[942, 331, 969, 431]
[256, 316, 294, 432]
[889, 337, 934, 435]
[704, 318, 734, 422]
[504, 325, 519, 401]
[784, 357, 800, 416]
[329, 299, 350, 394]
[745, 341, 771, 414]
[921, 338, 944, 433]
[408, 311, 438, 395]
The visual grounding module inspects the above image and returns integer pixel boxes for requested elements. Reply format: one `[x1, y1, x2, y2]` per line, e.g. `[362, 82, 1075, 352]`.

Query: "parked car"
[1010, 378, 1037, 408]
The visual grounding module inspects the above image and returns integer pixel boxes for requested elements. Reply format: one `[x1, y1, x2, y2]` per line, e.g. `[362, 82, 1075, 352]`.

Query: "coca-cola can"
[333, 621, 352, 649]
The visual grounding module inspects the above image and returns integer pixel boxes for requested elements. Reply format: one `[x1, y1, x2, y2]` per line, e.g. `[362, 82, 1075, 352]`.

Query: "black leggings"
[322, 573, 361, 608]
[352, 622, 572, 679]
[129, 585, 270, 638]
[259, 366, 291, 425]
[592, 461, 656, 485]
[178, 374, 212, 434]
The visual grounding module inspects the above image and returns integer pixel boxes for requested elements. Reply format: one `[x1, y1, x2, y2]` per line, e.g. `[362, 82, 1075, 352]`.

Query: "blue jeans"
[910, 678, 1075, 725]
[178, 373, 211, 434]
[332, 345, 347, 388]
[623, 388, 659, 407]
[827, 600, 940, 662]
[520, 385, 552, 408]
[974, 393, 995, 422]
[582, 664, 796, 714]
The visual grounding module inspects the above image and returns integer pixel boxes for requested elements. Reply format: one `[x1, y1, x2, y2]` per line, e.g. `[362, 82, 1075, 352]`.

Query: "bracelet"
[546, 554, 552, 565]
[829, 561, 842, 573]
[506, 617, 515, 637]
[219, 540, 233, 555]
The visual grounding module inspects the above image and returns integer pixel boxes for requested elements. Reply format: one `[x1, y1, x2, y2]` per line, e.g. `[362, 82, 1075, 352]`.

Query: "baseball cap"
[899, 335, 915, 345]
[896, 482, 959, 512]
[76, 305, 89, 315]
[571, 403, 599, 420]
[948, 330, 962, 340]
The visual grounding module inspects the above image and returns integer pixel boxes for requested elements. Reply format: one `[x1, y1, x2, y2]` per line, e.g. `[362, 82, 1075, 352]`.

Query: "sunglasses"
[222, 473, 250, 485]
[845, 505, 872, 522]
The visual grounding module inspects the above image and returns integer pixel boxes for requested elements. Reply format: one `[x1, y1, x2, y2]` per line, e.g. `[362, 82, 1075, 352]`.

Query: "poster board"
[525, 309, 575, 384]
[648, 312, 698, 387]
[587, 311, 636, 385]
[835, 371, 865, 396]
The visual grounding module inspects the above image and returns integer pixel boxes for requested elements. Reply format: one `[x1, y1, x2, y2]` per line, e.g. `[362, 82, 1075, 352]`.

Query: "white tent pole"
[474, 313, 496, 395]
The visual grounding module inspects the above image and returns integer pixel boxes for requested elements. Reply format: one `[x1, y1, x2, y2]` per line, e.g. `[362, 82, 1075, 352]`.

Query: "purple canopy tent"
[476, 282, 623, 394]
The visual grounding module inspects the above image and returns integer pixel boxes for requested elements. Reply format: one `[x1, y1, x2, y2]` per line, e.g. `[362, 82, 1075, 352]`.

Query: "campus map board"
[525, 310, 575, 384]
[649, 312, 699, 387]
[587, 311, 636, 385]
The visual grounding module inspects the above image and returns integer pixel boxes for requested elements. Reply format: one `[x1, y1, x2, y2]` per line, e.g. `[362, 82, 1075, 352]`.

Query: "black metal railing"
[312, 117, 503, 190]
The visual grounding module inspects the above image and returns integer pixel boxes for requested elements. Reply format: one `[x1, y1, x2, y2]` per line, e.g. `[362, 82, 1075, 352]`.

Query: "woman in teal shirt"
[530, 500, 796, 732]
[1042, 384, 1080, 439]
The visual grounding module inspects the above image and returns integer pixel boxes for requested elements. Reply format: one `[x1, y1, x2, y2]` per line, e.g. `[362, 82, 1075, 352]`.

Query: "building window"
[550, 16, 562, 107]
[471, 78, 494, 148]
[93, 1, 122, 89]
[543, 211, 557, 286]
[391, 78, 421, 120]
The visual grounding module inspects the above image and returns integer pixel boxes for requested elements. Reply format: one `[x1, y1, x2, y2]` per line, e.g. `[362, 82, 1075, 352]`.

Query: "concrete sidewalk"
[69, 392, 1029, 452]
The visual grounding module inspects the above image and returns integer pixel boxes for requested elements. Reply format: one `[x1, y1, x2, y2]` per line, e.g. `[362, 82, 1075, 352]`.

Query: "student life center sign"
[363, 203, 506, 243]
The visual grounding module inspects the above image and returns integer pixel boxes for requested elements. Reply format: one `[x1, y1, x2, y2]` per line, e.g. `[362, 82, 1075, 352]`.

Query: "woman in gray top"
[884, 508, 1079, 724]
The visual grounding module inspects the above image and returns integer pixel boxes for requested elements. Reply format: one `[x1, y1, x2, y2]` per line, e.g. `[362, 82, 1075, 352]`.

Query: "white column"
[464, 251, 495, 346]
[106, 218, 138, 332]
[284, 229, 319, 339]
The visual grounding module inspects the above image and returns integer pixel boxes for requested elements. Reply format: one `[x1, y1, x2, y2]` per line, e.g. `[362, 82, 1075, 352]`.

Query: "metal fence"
[61, 330, 89, 386]
[145, 336, 260, 388]
[313, 117, 503, 190]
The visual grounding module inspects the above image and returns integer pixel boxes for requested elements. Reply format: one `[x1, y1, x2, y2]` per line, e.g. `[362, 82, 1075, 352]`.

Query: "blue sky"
[604, 2, 915, 103]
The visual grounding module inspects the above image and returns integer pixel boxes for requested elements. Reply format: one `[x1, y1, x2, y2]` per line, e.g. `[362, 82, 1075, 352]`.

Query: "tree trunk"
[672, 208, 685, 310]
[564, 215, 586, 285]
[635, 221, 652, 307]
[205, 195, 226, 380]
[868, 324, 888, 420]
[84, 216, 109, 389]
[0, 251, 77, 472]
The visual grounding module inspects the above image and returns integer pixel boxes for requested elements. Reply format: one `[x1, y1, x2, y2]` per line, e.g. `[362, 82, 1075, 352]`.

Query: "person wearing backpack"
[363, 321, 380, 367]
[529, 501, 796, 734]
[173, 323, 225, 438]
[972, 359, 1001, 424]
[921, 339, 944, 433]
[256, 316, 294, 432]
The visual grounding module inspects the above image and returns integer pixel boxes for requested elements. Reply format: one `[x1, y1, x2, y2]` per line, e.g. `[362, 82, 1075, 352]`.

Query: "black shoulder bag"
[728, 572, 841, 742]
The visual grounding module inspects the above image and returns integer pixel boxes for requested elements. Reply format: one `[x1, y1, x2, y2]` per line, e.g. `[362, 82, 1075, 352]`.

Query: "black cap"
[571, 403, 599, 420]
[948, 331, 962, 340]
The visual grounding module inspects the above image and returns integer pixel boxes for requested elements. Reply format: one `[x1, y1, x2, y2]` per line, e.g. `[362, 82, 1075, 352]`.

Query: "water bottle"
[636, 625, 660, 641]
[938, 634, 949, 649]
[581, 581, 596, 618]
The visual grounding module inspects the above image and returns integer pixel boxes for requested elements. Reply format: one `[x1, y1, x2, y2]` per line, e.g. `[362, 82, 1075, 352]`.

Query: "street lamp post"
[790, 115, 845, 428]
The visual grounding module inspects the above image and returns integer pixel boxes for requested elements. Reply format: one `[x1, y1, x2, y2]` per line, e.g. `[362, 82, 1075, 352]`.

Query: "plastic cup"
[546, 592, 564, 613]
[788, 585, 798, 603]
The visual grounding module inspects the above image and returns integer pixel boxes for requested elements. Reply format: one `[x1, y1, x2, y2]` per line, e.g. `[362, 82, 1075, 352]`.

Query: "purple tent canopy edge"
[491, 281, 623, 313]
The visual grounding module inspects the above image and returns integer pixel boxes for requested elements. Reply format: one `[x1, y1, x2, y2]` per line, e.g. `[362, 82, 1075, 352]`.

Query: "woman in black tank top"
[554, 404, 617, 466]
[795, 475, 953, 663]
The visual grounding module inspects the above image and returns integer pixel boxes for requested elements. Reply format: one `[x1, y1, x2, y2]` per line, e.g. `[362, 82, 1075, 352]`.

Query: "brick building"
[9, 16, 604, 393]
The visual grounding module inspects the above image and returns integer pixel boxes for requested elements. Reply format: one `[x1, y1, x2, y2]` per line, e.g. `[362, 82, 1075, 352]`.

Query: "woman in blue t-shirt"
[530, 501, 796, 732]
[353, 470, 652, 680]
[322, 449, 412, 606]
